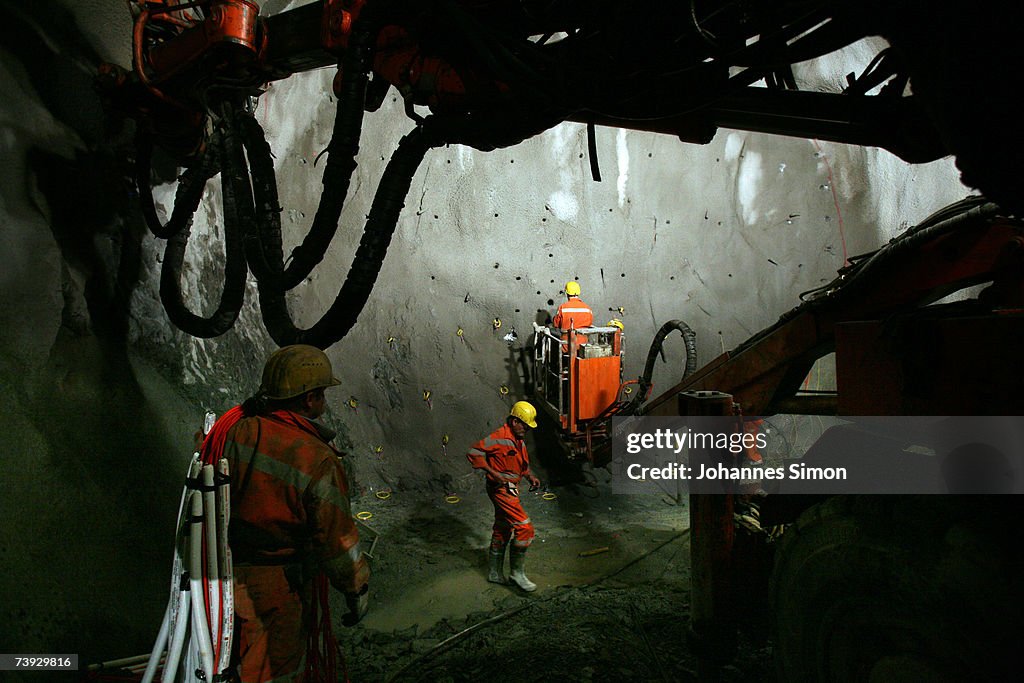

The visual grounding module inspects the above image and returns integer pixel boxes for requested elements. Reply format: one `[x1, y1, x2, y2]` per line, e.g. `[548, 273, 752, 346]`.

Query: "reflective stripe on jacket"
[553, 297, 594, 331]
[466, 422, 530, 484]
[225, 409, 368, 593]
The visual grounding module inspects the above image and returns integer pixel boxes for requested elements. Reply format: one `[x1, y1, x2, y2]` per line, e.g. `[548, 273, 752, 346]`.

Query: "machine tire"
[770, 495, 1019, 682]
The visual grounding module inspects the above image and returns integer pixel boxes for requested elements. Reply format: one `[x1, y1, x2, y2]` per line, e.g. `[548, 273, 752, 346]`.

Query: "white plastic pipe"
[155, 456, 202, 683]
[140, 599, 170, 683]
[202, 465, 221, 660]
[160, 582, 190, 683]
[129, 653, 166, 674]
[216, 457, 234, 674]
[188, 491, 216, 680]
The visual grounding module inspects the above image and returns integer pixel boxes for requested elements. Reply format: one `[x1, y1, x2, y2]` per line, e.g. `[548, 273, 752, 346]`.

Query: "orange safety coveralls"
[552, 296, 594, 346]
[466, 423, 536, 551]
[218, 408, 369, 683]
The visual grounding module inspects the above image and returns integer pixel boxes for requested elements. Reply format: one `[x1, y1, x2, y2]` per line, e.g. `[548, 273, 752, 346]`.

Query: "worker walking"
[200, 345, 369, 683]
[467, 401, 543, 592]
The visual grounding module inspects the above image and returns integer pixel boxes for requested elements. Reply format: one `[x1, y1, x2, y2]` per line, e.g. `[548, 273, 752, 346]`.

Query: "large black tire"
[770, 495, 1020, 682]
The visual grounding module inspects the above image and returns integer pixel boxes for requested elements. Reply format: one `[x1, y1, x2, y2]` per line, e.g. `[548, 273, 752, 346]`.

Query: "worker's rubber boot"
[508, 547, 537, 592]
[487, 546, 507, 584]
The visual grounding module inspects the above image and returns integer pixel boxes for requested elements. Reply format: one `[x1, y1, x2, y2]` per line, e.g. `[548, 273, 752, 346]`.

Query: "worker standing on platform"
[553, 280, 594, 335]
[467, 401, 543, 592]
[200, 345, 369, 682]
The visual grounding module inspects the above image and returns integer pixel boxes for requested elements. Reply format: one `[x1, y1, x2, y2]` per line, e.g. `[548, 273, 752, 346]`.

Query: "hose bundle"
[134, 1, 444, 348]
[141, 446, 234, 682]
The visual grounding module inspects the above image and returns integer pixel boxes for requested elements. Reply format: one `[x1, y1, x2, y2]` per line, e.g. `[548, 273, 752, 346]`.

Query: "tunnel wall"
[0, 0, 970, 667]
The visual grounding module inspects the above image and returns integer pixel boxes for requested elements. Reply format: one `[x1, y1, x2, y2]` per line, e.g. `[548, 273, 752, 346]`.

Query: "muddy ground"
[337, 465, 776, 682]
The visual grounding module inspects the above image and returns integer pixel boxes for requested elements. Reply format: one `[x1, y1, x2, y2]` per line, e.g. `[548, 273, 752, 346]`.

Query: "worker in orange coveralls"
[201, 345, 369, 683]
[467, 401, 543, 592]
[552, 280, 594, 344]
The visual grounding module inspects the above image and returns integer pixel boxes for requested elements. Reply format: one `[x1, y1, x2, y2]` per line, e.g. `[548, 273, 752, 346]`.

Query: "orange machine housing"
[533, 325, 632, 461]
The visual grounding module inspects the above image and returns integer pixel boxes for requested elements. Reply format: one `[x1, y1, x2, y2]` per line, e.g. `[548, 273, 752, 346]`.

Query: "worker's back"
[553, 296, 593, 332]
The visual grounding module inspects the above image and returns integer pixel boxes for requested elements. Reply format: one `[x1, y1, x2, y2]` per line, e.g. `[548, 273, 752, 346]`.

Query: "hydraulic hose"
[637, 320, 698, 404]
[731, 198, 999, 358]
[158, 127, 248, 337]
[239, 7, 379, 291]
[251, 123, 440, 348]
[821, 199, 1001, 305]
[135, 130, 210, 240]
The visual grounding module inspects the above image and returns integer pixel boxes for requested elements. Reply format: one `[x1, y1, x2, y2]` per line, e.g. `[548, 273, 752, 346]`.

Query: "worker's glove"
[342, 584, 369, 626]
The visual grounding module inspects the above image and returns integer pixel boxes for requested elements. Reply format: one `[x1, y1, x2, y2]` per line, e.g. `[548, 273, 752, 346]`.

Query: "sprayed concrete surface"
[0, 0, 976, 670]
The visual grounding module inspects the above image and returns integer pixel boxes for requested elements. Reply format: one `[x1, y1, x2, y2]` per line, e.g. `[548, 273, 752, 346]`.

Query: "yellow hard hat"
[565, 281, 581, 297]
[608, 318, 624, 331]
[509, 400, 538, 428]
[259, 345, 341, 400]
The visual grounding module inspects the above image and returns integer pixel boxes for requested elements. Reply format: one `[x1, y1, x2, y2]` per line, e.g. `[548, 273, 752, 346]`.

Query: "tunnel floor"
[339, 471, 775, 682]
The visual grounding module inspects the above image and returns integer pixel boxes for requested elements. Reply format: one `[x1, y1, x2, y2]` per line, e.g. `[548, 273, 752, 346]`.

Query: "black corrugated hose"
[241, 9, 381, 292]
[158, 126, 249, 337]
[250, 122, 440, 348]
[633, 320, 698, 410]
[135, 129, 210, 239]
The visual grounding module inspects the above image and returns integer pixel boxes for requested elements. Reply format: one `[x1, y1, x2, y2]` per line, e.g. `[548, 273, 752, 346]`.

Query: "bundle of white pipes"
[140, 441, 235, 683]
